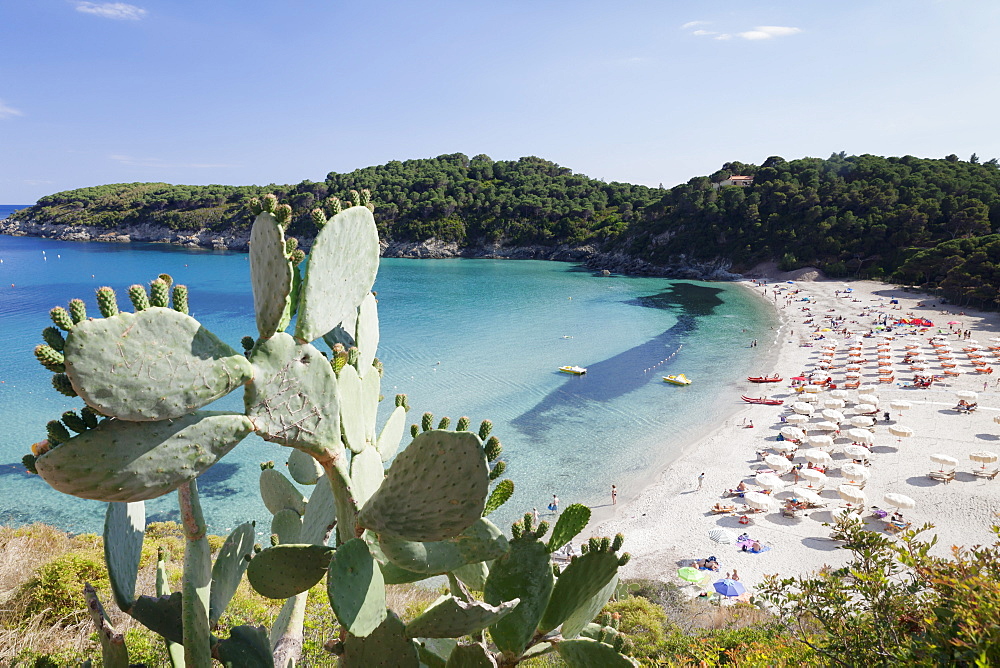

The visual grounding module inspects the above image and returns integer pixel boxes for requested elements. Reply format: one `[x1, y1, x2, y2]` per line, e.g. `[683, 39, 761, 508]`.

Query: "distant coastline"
[0, 216, 743, 281]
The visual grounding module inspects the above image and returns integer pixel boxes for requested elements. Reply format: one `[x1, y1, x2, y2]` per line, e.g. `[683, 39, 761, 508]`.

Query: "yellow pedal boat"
[559, 365, 587, 375]
[663, 373, 691, 386]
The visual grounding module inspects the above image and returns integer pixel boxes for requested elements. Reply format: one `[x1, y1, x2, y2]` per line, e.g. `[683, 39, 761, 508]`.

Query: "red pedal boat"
[742, 395, 784, 405]
[747, 375, 783, 383]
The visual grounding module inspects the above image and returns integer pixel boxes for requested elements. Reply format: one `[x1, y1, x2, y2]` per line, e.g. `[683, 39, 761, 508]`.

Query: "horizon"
[3, 1, 999, 203]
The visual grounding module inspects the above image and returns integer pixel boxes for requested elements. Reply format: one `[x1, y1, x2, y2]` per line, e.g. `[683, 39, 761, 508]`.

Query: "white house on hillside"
[714, 175, 754, 189]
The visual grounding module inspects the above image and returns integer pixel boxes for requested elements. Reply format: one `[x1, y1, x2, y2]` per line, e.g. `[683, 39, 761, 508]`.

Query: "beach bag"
[547, 503, 556, 511]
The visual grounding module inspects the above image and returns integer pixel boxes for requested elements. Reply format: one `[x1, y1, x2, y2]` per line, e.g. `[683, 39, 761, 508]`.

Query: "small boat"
[559, 365, 587, 375]
[663, 374, 692, 386]
[747, 375, 783, 383]
[741, 395, 784, 405]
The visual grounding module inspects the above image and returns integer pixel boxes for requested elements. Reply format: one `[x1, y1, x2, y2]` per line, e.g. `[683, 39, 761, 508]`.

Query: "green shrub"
[18, 553, 108, 623]
[603, 595, 669, 662]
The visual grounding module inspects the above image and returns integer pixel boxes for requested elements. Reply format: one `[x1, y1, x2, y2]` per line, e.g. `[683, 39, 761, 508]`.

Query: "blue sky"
[3, 0, 999, 203]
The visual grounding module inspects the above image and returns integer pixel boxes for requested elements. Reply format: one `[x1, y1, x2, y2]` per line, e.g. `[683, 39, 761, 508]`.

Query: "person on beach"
[532, 507, 539, 523]
[698, 472, 705, 490]
[611, 485, 617, 505]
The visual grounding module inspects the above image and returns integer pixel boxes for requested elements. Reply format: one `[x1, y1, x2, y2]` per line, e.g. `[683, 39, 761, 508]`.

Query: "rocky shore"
[0, 217, 742, 280]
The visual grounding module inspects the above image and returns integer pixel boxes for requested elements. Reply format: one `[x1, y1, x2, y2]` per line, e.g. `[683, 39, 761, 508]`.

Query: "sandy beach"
[595, 270, 1000, 596]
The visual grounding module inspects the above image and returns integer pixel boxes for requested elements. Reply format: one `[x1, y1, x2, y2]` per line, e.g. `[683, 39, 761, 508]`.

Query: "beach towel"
[749, 546, 772, 554]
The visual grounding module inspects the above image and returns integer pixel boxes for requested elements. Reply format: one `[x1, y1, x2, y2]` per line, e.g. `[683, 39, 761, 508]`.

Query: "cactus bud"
[34, 344, 65, 373]
[366, 202, 375, 212]
[456, 416, 470, 431]
[360, 188, 372, 206]
[349, 189, 361, 208]
[599, 536, 611, 552]
[62, 411, 88, 434]
[478, 420, 493, 441]
[580, 542, 589, 555]
[128, 285, 150, 311]
[31, 440, 51, 457]
[347, 347, 359, 366]
[437, 416, 451, 430]
[598, 612, 612, 627]
[158, 273, 173, 288]
[42, 327, 65, 353]
[310, 208, 327, 229]
[290, 249, 306, 266]
[618, 553, 631, 566]
[260, 461, 275, 471]
[274, 204, 293, 229]
[50, 306, 74, 331]
[535, 521, 549, 538]
[372, 357, 383, 377]
[248, 197, 263, 215]
[588, 537, 600, 553]
[421, 413, 434, 432]
[68, 298, 87, 324]
[22, 454, 38, 474]
[171, 285, 189, 314]
[261, 194, 278, 213]
[80, 406, 100, 429]
[327, 196, 342, 215]
[489, 461, 506, 481]
[149, 279, 169, 308]
[523, 512, 534, 531]
[612, 533, 624, 552]
[410, 424, 419, 438]
[511, 521, 524, 540]
[270, 533, 279, 546]
[95, 286, 119, 317]
[254, 543, 262, 553]
[332, 350, 348, 374]
[47, 420, 71, 446]
[484, 436, 502, 462]
[285, 237, 299, 254]
[241, 336, 255, 352]
[51, 373, 77, 397]
[613, 636, 625, 652]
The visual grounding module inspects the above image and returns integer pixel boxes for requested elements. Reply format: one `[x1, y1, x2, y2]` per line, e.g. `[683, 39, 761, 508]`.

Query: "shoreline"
[594, 272, 1000, 596]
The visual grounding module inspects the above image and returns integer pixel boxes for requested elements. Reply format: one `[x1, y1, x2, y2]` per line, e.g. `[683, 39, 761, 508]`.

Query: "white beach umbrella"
[842, 444, 871, 460]
[781, 426, 806, 441]
[743, 491, 778, 512]
[888, 425, 914, 438]
[956, 391, 978, 401]
[857, 394, 879, 405]
[824, 398, 846, 409]
[883, 492, 916, 511]
[792, 402, 815, 415]
[890, 400, 912, 412]
[851, 416, 876, 428]
[790, 487, 824, 505]
[773, 440, 799, 454]
[845, 371, 861, 379]
[755, 472, 785, 491]
[708, 528, 737, 544]
[930, 453, 959, 471]
[799, 468, 828, 488]
[807, 434, 835, 449]
[854, 404, 878, 414]
[858, 384, 877, 393]
[970, 450, 999, 464]
[804, 384, 822, 394]
[840, 463, 869, 483]
[838, 484, 866, 505]
[784, 414, 809, 425]
[813, 421, 839, 432]
[830, 389, 849, 399]
[802, 448, 833, 465]
[764, 454, 793, 472]
[822, 409, 846, 423]
[847, 428, 874, 444]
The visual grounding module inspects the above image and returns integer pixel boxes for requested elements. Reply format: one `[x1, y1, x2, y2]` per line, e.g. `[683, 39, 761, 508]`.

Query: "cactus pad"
[404, 595, 519, 639]
[452, 560, 489, 591]
[34, 411, 253, 502]
[294, 206, 380, 343]
[270, 508, 303, 544]
[361, 362, 381, 445]
[209, 522, 256, 625]
[444, 643, 497, 667]
[376, 405, 407, 463]
[104, 501, 145, 612]
[287, 448, 323, 485]
[483, 479, 514, 516]
[300, 474, 337, 544]
[546, 504, 591, 553]
[259, 467, 307, 516]
[342, 610, 419, 668]
[555, 638, 638, 667]
[63, 308, 253, 422]
[249, 211, 293, 338]
[326, 538, 387, 637]
[350, 446, 385, 507]
[359, 430, 489, 542]
[355, 293, 380, 375]
[536, 545, 623, 634]
[378, 518, 508, 575]
[484, 537, 554, 656]
[560, 574, 619, 639]
[247, 544, 334, 599]
[338, 364, 366, 453]
[214, 625, 274, 667]
[245, 333, 342, 455]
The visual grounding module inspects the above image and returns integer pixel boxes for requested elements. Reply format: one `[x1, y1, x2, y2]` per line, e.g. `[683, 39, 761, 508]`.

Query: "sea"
[0, 208, 778, 537]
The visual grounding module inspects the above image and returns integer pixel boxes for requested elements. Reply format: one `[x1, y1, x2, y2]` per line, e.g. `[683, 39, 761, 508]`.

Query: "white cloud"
[0, 100, 23, 119]
[74, 2, 147, 20]
[681, 20, 709, 30]
[692, 30, 716, 36]
[714, 34, 732, 41]
[738, 25, 801, 40]
[110, 155, 237, 169]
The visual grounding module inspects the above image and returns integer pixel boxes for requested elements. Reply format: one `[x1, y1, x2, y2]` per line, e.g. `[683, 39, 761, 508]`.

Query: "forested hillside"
[11, 152, 1000, 306]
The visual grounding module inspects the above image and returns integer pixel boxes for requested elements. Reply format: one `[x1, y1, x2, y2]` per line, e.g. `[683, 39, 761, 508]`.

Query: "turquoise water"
[0, 234, 777, 535]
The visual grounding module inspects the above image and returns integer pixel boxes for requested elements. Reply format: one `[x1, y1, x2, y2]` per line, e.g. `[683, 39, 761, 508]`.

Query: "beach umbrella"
[804, 385, 822, 394]
[842, 444, 871, 460]
[838, 484, 866, 505]
[773, 440, 799, 454]
[930, 453, 959, 471]
[847, 428, 874, 444]
[802, 448, 833, 465]
[784, 414, 808, 425]
[790, 487, 824, 505]
[888, 425, 914, 438]
[781, 426, 805, 441]
[845, 371, 861, 379]
[830, 389, 849, 399]
[708, 528, 736, 544]
[956, 391, 978, 401]
[855, 403, 877, 414]
[857, 394, 879, 405]
[890, 400, 912, 413]
[813, 421, 839, 432]
[743, 491, 777, 511]
[884, 492, 916, 511]
[851, 416, 876, 428]
[807, 434, 835, 449]
[800, 393, 820, 403]
[792, 402, 815, 415]
[677, 566, 709, 583]
[824, 398, 846, 409]
[799, 469, 828, 489]
[858, 385, 877, 393]
[970, 451, 999, 468]
[822, 409, 845, 423]
[764, 454, 793, 472]
[840, 463, 869, 483]
[713, 578, 747, 598]
[755, 472, 785, 491]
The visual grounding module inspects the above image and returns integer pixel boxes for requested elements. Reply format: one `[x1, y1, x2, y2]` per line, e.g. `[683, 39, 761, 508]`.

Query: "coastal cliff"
[0, 217, 743, 280]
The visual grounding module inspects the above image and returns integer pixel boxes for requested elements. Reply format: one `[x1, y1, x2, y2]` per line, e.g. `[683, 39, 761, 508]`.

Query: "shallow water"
[0, 234, 777, 535]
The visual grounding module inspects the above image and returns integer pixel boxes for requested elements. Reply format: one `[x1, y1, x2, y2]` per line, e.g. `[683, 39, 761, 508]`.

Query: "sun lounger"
[944, 370, 961, 376]
[878, 376, 894, 383]
[844, 380, 860, 389]
[712, 504, 737, 514]
[927, 470, 955, 483]
[972, 468, 1000, 479]
[884, 520, 912, 534]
